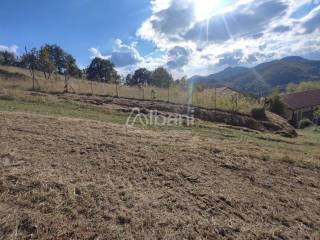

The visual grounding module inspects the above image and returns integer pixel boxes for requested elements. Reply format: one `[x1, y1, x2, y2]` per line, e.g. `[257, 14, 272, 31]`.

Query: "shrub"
[299, 118, 313, 129]
[314, 108, 320, 121]
[267, 95, 285, 115]
[251, 107, 266, 120]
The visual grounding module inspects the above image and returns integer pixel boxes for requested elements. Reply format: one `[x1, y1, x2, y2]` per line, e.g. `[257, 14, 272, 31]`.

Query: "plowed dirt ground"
[0, 109, 320, 239]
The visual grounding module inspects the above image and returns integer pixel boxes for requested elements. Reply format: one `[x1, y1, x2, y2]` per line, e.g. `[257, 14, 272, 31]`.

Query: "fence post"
[167, 78, 171, 102]
[115, 82, 119, 98]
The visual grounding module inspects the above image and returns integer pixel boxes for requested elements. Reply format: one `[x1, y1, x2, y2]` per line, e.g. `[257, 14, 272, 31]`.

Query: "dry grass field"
[0, 65, 262, 114]
[0, 90, 319, 239]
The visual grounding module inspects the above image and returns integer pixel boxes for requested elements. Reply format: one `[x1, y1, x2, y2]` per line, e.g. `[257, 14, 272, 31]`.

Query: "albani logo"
[126, 108, 195, 127]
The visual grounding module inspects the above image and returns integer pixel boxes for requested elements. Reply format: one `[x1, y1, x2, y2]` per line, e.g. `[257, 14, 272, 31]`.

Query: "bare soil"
[0, 112, 319, 239]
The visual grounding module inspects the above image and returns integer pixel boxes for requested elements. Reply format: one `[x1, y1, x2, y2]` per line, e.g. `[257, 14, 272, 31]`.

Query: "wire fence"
[0, 66, 263, 114]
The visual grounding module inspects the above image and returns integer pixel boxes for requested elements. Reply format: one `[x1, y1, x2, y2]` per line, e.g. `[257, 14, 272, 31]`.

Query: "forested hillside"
[191, 57, 320, 94]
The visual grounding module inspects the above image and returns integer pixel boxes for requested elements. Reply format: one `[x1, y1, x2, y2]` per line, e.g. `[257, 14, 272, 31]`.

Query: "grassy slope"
[0, 98, 128, 125]
[0, 65, 262, 113]
[0, 91, 319, 170]
[0, 92, 320, 239]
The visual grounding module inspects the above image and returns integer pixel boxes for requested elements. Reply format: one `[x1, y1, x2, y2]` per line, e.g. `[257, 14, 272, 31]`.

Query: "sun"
[193, 0, 220, 21]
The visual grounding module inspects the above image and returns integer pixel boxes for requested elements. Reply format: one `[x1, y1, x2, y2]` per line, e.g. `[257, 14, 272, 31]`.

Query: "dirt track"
[0, 112, 319, 239]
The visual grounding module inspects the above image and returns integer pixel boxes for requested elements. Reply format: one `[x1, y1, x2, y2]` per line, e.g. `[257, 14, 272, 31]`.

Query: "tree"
[63, 54, 78, 93]
[111, 72, 121, 97]
[272, 87, 281, 96]
[125, 74, 133, 85]
[128, 68, 151, 86]
[251, 107, 267, 120]
[63, 54, 82, 78]
[20, 48, 39, 90]
[150, 67, 173, 88]
[40, 44, 82, 78]
[39, 47, 55, 79]
[286, 83, 297, 93]
[194, 81, 208, 92]
[61, 54, 83, 92]
[86, 57, 117, 83]
[286, 81, 320, 93]
[266, 93, 285, 116]
[41, 44, 66, 74]
[0, 51, 16, 66]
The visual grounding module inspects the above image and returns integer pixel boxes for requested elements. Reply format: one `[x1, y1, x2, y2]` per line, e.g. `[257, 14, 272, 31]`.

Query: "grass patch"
[0, 92, 319, 170]
[0, 99, 129, 125]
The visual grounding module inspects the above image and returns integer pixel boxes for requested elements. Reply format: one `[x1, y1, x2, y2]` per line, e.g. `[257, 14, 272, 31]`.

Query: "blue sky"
[0, 0, 152, 67]
[1, 0, 320, 77]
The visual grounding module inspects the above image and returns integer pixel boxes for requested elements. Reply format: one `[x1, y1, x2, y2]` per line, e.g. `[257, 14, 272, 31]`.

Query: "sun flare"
[193, 0, 220, 21]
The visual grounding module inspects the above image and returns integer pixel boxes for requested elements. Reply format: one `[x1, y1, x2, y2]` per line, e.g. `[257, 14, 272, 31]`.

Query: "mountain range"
[190, 56, 320, 95]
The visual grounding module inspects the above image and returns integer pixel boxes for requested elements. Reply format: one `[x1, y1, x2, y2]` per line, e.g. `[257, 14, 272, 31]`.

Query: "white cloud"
[89, 39, 142, 67]
[89, 47, 108, 59]
[185, 0, 288, 43]
[302, 4, 320, 33]
[151, 0, 172, 12]
[0, 44, 18, 55]
[89, 39, 168, 76]
[116, 49, 168, 76]
[136, 0, 320, 77]
[110, 39, 142, 67]
[167, 46, 191, 69]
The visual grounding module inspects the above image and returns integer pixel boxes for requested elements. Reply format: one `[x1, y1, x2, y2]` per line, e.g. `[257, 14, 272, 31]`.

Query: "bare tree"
[22, 47, 40, 90]
[114, 74, 120, 98]
[90, 80, 94, 95]
[167, 78, 170, 102]
[151, 89, 156, 100]
[63, 55, 76, 93]
[230, 94, 239, 112]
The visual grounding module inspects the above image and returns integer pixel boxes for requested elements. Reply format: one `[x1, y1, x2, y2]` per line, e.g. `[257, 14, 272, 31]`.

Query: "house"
[215, 87, 241, 96]
[202, 86, 244, 97]
[282, 89, 320, 126]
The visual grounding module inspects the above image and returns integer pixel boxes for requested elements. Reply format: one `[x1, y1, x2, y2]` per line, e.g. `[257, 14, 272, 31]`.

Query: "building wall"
[290, 105, 320, 126]
[283, 108, 293, 121]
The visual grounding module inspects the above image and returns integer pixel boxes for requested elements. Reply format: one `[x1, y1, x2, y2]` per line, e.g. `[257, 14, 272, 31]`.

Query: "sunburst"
[193, 0, 220, 21]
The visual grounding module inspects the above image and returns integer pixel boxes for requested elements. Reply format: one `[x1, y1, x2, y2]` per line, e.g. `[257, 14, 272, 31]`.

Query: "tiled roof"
[282, 89, 320, 110]
[215, 87, 242, 94]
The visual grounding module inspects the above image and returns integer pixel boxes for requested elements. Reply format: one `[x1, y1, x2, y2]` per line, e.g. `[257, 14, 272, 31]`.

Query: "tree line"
[125, 67, 173, 88]
[84, 58, 175, 89]
[0, 44, 175, 89]
[0, 44, 82, 79]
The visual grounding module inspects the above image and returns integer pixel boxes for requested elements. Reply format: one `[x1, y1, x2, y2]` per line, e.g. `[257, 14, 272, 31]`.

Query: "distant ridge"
[190, 56, 320, 95]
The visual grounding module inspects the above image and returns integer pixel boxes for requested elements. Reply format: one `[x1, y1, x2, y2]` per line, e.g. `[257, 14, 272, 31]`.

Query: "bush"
[314, 108, 320, 121]
[267, 95, 285, 115]
[251, 107, 266, 120]
[298, 118, 313, 129]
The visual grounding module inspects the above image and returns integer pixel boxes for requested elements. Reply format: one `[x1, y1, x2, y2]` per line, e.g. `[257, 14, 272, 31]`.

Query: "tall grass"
[0, 65, 262, 114]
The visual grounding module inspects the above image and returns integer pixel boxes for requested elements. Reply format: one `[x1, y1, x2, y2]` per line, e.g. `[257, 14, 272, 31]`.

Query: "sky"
[1, 0, 320, 78]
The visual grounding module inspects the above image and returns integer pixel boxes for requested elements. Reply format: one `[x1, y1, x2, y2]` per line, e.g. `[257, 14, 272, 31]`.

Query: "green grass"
[0, 93, 263, 141]
[0, 93, 319, 169]
[0, 98, 129, 125]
